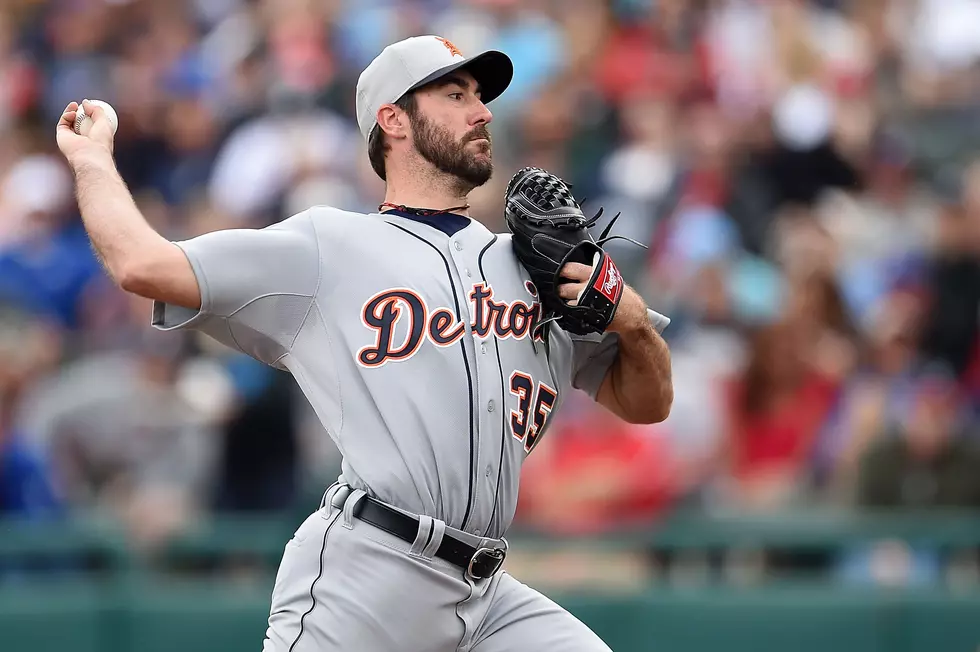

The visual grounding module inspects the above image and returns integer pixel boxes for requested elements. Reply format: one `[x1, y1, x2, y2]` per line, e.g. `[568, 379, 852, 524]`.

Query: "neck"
[384, 160, 471, 216]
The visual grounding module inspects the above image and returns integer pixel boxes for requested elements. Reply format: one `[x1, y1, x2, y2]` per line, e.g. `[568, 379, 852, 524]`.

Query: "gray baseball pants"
[261, 483, 612, 652]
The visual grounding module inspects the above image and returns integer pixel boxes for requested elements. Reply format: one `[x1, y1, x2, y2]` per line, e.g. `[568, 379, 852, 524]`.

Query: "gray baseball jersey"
[152, 206, 669, 539]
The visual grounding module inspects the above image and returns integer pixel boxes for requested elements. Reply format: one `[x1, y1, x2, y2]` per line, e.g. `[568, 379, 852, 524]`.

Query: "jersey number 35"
[509, 371, 558, 454]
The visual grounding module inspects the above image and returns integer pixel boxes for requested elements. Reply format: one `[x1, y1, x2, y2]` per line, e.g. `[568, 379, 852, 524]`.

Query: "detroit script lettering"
[357, 283, 543, 368]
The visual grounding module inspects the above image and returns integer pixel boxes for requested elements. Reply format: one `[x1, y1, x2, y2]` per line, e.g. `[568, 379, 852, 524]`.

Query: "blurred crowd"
[1, 0, 980, 579]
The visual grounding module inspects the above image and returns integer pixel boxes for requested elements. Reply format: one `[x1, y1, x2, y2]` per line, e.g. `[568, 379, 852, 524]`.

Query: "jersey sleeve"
[151, 210, 321, 367]
[566, 308, 671, 399]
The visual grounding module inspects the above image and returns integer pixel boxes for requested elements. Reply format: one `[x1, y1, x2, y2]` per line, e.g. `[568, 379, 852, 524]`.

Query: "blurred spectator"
[210, 353, 304, 513]
[0, 154, 108, 331]
[0, 303, 62, 519]
[716, 318, 840, 511]
[855, 365, 980, 508]
[15, 324, 220, 545]
[917, 161, 980, 378]
[815, 279, 929, 494]
[837, 363, 980, 588]
[647, 208, 752, 498]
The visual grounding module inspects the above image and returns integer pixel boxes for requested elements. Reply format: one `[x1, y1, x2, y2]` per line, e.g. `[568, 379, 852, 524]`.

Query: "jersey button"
[480, 343, 487, 354]
[485, 465, 492, 477]
[487, 400, 495, 412]
[465, 269, 472, 277]
[454, 241, 463, 251]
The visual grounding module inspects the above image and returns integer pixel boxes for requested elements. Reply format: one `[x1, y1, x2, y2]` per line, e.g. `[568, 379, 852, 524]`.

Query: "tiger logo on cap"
[436, 37, 463, 58]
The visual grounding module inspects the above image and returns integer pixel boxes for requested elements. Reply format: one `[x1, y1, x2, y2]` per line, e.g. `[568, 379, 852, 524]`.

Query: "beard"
[411, 113, 493, 192]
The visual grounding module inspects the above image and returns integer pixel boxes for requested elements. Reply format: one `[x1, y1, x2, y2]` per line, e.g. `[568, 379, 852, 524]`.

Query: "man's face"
[409, 70, 494, 190]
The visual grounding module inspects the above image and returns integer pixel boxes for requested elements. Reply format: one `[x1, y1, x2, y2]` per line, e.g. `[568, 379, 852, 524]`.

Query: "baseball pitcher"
[55, 35, 673, 652]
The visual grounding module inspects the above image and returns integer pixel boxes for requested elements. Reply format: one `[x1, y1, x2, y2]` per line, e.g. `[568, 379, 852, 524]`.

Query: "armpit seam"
[286, 213, 324, 353]
[226, 292, 316, 319]
[223, 317, 246, 357]
[276, 302, 342, 434]
[226, 211, 324, 356]
[317, 299, 343, 434]
[279, 213, 346, 359]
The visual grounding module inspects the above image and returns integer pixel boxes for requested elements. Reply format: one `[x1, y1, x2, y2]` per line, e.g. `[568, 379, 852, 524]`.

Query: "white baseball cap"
[355, 35, 514, 143]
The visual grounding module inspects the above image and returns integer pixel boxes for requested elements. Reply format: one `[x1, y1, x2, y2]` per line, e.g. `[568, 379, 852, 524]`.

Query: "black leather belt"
[353, 496, 507, 580]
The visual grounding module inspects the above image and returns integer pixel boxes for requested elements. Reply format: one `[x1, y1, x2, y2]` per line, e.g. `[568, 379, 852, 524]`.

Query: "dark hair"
[368, 93, 418, 181]
[739, 321, 798, 416]
[807, 271, 858, 339]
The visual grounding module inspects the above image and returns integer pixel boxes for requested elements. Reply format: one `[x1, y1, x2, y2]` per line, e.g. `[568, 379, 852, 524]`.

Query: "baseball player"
[55, 35, 673, 652]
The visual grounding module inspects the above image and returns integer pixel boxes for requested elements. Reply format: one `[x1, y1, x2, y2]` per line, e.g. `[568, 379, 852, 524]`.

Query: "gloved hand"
[503, 167, 645, 337]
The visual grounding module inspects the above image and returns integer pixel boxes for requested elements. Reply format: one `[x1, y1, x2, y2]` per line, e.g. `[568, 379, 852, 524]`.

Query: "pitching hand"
[56, 100, 115, 164]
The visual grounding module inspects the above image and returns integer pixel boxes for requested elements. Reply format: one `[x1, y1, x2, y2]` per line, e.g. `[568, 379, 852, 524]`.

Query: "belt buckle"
[466, 540, 508, 580]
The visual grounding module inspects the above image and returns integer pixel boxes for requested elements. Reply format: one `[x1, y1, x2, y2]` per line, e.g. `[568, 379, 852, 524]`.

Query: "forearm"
[609, 317, 673, 423]
[70, 149, 167, 284]
[598, 285, 673, 424]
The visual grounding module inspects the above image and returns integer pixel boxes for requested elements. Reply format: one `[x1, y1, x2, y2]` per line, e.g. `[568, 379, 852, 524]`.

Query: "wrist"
[608, 287, 649, 335]
[68, 146, 114, 174]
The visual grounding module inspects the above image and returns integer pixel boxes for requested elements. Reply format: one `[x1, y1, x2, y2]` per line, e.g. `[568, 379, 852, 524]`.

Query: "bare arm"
[559, 264, 673, 424]
[595, 286, 673, 424]
[56, 101, 200, 309]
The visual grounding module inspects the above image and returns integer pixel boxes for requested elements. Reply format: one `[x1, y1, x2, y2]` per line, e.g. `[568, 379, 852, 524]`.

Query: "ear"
[376, 104, 409, 140]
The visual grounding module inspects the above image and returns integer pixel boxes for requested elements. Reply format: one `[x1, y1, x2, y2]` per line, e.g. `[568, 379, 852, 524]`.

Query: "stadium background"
[2, 0, 980, 650]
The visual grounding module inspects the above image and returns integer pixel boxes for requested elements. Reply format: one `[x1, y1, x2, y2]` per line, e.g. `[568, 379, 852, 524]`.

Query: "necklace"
[379, 202, 470, 217]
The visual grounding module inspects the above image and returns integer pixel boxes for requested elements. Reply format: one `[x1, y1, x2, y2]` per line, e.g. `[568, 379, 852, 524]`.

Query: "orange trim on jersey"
[428, 308, 466, 347]
[357, 288, 428, 368]
[509, 370, 534, 442]
[524, 380, 557, 453]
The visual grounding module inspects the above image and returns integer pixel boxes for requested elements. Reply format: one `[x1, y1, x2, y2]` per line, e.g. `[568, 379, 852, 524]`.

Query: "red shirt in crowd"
[724, 372, 840, 481]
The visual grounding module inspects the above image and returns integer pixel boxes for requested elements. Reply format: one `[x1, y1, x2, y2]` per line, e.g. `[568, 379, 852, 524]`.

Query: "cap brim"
[408, 50, 513, 104]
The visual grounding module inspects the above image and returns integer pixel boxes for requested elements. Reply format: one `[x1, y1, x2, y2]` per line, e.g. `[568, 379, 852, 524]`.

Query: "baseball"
[73, 99, 119, 136]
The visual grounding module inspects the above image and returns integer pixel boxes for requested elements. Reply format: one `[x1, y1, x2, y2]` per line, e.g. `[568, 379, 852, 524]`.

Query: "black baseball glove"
[503, 167, 646, 338]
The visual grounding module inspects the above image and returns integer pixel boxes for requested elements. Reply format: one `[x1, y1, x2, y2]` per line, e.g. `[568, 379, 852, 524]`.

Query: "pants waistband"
[320, 482, 506, 551]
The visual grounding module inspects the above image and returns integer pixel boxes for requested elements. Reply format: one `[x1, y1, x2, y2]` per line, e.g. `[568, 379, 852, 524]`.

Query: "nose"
[472, 101, 493, 127]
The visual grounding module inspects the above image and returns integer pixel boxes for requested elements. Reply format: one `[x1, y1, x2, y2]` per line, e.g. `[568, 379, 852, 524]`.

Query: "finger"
[558, 282, 585, 302]
[81, 100, 111, 127]
[81, 100, 102, 121]
[59, 101, 78, 121]
[58, 110, 78, 130]
[560, 262, 594, 282]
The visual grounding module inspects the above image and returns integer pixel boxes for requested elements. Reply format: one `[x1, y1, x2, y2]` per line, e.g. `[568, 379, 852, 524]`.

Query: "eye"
[449, 92, 464, 100]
